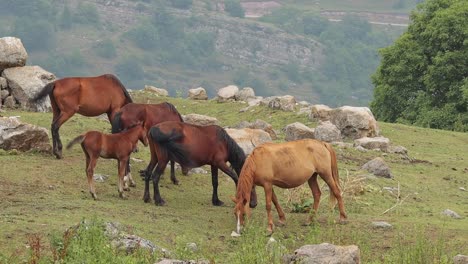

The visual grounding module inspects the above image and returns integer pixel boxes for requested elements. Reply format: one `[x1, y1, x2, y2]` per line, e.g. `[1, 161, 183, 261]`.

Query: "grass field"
[1, 92, 467, 263]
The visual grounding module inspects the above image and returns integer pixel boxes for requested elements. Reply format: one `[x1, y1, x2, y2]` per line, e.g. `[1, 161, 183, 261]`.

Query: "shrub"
[224, 0, 245, 18]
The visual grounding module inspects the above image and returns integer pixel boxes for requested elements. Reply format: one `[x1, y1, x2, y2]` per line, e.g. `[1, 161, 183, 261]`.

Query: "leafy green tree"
[74, 2, 100, 26]
[12, 18, 55, 51]
[171, 0, 193, 9]
[59, 5, 73, 29]
[224, 0, 245, 18]
[371, 0, 468, 131]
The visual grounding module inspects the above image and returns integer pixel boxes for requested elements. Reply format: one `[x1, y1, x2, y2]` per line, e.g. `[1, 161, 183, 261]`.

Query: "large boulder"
[235, 119, 277, 140]
[0, 116, 51, 153]
[284, 243, 360, 264]
[144, 85, 168, 96]
[354, 137, 390, 152]
[362, 157, 392, 178]
[309, 104, 332, 121]
[284, 122, 315, 141]
[268, 95, 296, 112]
[0, 37, 28, 71]
[454, 255, 468, 264]
[226, 128, 272, 155]
[2, 66, 56, 112]
[188, 87, 208, 100]
[217, 85, 239, 102]
[314, 121, 342, 142]
[182, 114, 219, 126]
[235, 87, 256, 102]
[328, 106, 379, 139]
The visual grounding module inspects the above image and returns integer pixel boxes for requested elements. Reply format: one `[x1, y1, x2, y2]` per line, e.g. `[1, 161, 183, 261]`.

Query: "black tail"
[217, 128, 246, 175]
[149, 126, 193, 166]
[105, 74, 133, 103]
[32, 82, 55, 102]
[111, 112, 123, 134]
[164, 102, 184, 122]
[66, 135, 85, 150]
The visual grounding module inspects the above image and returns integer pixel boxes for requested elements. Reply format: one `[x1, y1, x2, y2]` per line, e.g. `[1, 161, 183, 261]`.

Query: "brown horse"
[66, 124, 148, 200]
[233, 139, 347, 234]
[33, 74, 133, 159]
[111, 102, 186, 183]
[144, 121, 257, 207]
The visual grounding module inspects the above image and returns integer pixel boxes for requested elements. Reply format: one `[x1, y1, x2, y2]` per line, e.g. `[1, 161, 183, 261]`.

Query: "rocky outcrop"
[182, 113, 219, 126]
[362, 157, 392, 178]
[144, 85, 168, 96]
[0, 116, 51, 153]
[235, 87, 256, 102]
[217, 85, 239, 102]
[268, 95, 296, 112]
[226, 128, 272, 155]
[329, 106, 379, 139]
[2, 66, 56, 112]
[284, 243, 360, 264]
[284, 122, 315, 141]
[309, 104, 332, 121]
[0, 37, 28, 71]
[354, 136, 390, 152]
[314, 121, 341, 142]
[235, 119, 277, 140]
[188, 87, 208, 100]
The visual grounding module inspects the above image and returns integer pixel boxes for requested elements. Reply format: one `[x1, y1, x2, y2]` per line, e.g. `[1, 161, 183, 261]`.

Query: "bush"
[12, 18, 55, 51]
[224, 0, 245, 18]
[74, 2, 100, 26]
[171, 0, 193, 9]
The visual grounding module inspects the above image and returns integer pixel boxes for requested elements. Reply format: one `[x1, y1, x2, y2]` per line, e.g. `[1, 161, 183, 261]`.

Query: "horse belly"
[271, 167, 314, 189]
[78, 103, 110, 117]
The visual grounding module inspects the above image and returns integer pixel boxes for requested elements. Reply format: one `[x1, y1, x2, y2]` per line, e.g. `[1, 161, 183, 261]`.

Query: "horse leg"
[271, 189, 286, 226]
[143, 148, 158, 203]
[320, 172, 347, 221]
[124, 159, 136, 188]
[306, 173, 321, 224]
[210, 165, 223, 206]
[152, 161, 168, 206]
[118, 158, 128, 199]
[86, 155, 98, 200]
[51, 110, 75, 159]
[170, 160, 179, 185]
[264, 184, 274, 234]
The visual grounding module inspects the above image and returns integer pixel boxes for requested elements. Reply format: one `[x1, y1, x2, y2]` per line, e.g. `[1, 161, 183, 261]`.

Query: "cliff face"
[188, 14, 324, 70]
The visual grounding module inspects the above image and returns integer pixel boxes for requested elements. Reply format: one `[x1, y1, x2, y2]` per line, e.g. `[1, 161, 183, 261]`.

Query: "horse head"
[138, 124, 149, 147]
[232, 197, 251, 234]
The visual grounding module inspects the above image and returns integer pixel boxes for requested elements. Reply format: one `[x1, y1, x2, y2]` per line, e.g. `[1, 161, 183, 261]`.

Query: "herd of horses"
[32, 74, 347, 233]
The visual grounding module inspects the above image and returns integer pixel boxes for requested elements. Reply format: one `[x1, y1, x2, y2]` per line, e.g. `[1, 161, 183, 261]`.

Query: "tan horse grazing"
[32, 74, 133, 159]
[233, 139, 347, 234]
[66, 124, 148, 200]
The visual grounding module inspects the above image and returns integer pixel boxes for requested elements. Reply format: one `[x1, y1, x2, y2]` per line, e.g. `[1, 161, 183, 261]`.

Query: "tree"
[371, 0, 468, 131]
[224, 0, 245, 18]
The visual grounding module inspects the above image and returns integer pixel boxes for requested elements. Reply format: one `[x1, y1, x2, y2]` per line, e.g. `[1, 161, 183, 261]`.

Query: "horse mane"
[111, 111, 123, 134]
[32, 82, 55, 102]
[236, 154, 256, 204]
[164, 102, 183, 122]
[216, 127, 246, 175]
[104, 74, 133, 103]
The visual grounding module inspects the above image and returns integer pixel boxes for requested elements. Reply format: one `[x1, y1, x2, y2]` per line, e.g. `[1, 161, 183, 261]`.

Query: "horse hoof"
[123, 187, 130, 191]
[130, 182, 136, 188]
[155, 199, 166, 206]
[339, 218, 349, 225]
[54, 152, 63, 159]
[266, 229, 273, 236]
[171, 180, 179, 185]
[143, 196, 150, 203]
[277, 220, 286, 227]
[91, 194, 98, 200]
[212, 200, 224, 206]
[249, 200, 257, 208]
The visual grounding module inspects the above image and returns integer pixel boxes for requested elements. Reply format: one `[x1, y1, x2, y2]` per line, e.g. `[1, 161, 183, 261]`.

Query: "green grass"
[1, 92, 467, 263]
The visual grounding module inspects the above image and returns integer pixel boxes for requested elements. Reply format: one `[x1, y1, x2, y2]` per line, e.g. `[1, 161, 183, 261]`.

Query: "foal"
[67, 124, 148, 200]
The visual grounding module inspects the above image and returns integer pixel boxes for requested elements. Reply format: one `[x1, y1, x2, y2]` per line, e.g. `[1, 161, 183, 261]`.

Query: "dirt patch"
[241, 1, 282, 18]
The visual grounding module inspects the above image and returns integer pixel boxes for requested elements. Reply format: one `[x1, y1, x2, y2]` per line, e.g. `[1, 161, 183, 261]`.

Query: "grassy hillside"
[0, 93, 467, 263]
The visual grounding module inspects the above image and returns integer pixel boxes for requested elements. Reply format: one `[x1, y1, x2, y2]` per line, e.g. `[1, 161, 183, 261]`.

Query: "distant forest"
[0, 0, 407, 106]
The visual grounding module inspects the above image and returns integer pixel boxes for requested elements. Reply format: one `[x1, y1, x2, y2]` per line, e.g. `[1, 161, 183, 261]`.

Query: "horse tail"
[217, 127, 246, 176]
[32, 82, 55, 102]
[111, 111, 123, 134]
[149, 126, 191, 165]
[324, 143, 340, 208]
[105, 74, 133, 103]
[164, 102, 184, 122]
[66, 135, 85, 150]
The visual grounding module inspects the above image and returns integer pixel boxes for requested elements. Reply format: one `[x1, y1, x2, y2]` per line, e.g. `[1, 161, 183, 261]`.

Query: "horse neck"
[123, 127, 142, 144]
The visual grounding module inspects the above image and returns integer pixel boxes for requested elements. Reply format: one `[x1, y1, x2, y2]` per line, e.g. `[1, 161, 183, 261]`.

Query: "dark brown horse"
[111, 102, 186, 183]
[66, 124, 148, 200]
[144, 121, 257, 207]
[233, 139, 347, 234]
[33, 74, 133, 159]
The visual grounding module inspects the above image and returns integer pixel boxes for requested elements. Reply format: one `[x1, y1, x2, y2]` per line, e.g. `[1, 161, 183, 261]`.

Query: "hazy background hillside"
[0, 0, 418, 106]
